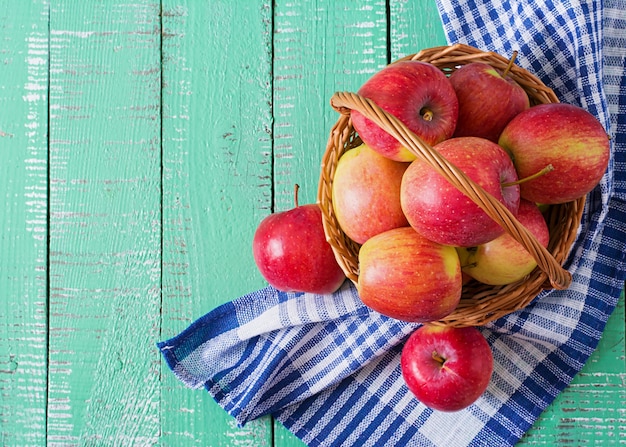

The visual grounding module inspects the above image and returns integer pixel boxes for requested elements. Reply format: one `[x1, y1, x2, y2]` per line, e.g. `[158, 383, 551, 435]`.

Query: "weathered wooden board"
[270, 0, 389, 443]
[46, 1, 162, 444]
[159, 0, 275, 445]
[0, 1, 49, 445]
[271, 0, 388, 211]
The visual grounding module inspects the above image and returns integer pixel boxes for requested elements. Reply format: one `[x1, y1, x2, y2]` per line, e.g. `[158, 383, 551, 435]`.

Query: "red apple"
[253, 185, 346, 294]
[357, 227, 462, 322]
[450, 61, 530, 142]
[457, 199, 550, 285]
[401, 137, 520, 247]
[351, 60, 458, 162]
[401, 324, 493, 412]
[498, 103, 610, 204]
[332, 143, 409, 244]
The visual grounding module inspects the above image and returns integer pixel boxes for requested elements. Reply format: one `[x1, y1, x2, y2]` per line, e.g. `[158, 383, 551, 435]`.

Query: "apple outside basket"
[317, 43, 585, 328]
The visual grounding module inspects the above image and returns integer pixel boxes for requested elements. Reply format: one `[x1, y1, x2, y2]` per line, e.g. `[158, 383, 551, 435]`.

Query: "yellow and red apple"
[357, 227, 462, 322]
[332, 143, 409, 244]
[499, 103, 610, 204]
[457, 199, 550, 285]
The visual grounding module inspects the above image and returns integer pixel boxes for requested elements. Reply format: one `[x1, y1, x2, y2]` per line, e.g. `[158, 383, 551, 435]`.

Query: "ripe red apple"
[401, 324, 493, 412]
[357, 227, 462, 322]
[498, 103, 610, 204]
[252, 185, 346, 294]
[351, 60, 458, 162]
[401, 137, 520, 247]
[332, 143, 409, 244]
[450, 61, 530, 142]
[457, 199, 550, 285]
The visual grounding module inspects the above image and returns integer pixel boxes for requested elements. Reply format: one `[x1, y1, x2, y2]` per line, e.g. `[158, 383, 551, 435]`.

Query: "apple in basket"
[357, 227, 462, 322]
[252, 185, 346, 294]
[457, 199, 550, 285]
[332, 143, 409, 244]
[498, 102, 610, 204]
[350, 60, 458, 162]
[449, 60, 530, 142]
[401, 324, 494, 412]
[400, 136, 521, 247]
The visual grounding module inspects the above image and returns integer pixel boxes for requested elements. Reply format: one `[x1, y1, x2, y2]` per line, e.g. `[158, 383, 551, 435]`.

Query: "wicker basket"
[317, 43, 585, 328]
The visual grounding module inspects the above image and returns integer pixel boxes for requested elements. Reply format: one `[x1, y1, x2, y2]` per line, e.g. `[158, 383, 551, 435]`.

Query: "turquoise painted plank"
[46, 1, 162, 444]
[269, 0, 390, 445]
[160, 1, 274, 445]
[0, 1, 49, 446]
[389, 0, 448, 60]
[271, 0, 388, 213]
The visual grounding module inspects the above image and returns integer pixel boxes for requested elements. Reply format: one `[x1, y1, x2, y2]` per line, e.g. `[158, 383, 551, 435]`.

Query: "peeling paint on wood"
[160, 0, 274, 445]
[0, 1, 624, 446]
[46, 1, 162, 445]
[0, 1, 49, 446]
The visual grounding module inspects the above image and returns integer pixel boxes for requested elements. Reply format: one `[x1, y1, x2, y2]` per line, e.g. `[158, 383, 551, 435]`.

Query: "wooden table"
[1, 1, 624, 445]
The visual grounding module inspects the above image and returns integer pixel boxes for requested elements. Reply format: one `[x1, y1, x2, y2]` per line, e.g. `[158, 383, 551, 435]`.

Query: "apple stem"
[502, 50, 518, 79]
[294, 183, 300, 207]
[502, 164, 554, 188]
[432, 350, 446, 365]
[420, 107, 434, 122]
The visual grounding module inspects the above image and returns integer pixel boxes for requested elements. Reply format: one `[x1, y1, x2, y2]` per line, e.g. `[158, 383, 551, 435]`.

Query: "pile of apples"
[252, 54, 610, 412]
[336, 57, 609, 325]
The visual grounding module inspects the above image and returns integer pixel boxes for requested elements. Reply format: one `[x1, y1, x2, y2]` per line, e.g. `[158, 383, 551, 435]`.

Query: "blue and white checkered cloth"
[158, 1, 626, 445]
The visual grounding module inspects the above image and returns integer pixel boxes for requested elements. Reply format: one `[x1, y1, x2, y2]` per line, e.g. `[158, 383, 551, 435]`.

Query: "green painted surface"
[0, 1, 624, 446]
[0, 1, 49, 446]
[160, 1, 273, 445]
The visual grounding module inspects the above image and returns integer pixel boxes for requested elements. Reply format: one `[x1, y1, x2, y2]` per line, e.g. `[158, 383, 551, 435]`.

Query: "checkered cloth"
[158, 1, 626, 445]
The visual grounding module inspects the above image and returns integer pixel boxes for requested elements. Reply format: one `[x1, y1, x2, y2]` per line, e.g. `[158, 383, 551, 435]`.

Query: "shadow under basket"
[317, 43, 585, 328]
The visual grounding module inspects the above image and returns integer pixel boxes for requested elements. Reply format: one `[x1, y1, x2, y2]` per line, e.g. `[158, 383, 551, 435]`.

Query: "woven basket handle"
[330, 91, 572, 291]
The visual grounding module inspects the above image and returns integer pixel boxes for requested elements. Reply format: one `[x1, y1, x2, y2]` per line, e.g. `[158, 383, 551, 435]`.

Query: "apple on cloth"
[401, 325, 494, 412]
[158, 1, 626, 447]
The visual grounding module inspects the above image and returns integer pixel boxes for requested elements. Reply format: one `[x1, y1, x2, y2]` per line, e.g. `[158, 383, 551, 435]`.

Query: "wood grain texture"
[0, 1, 624, 446]
[389, 0, 448, 60]
[160, 1, 274, 445]
[46, 1, 162, 444]
[0, 1, 49, 446]
[271, 0, 388, 212]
